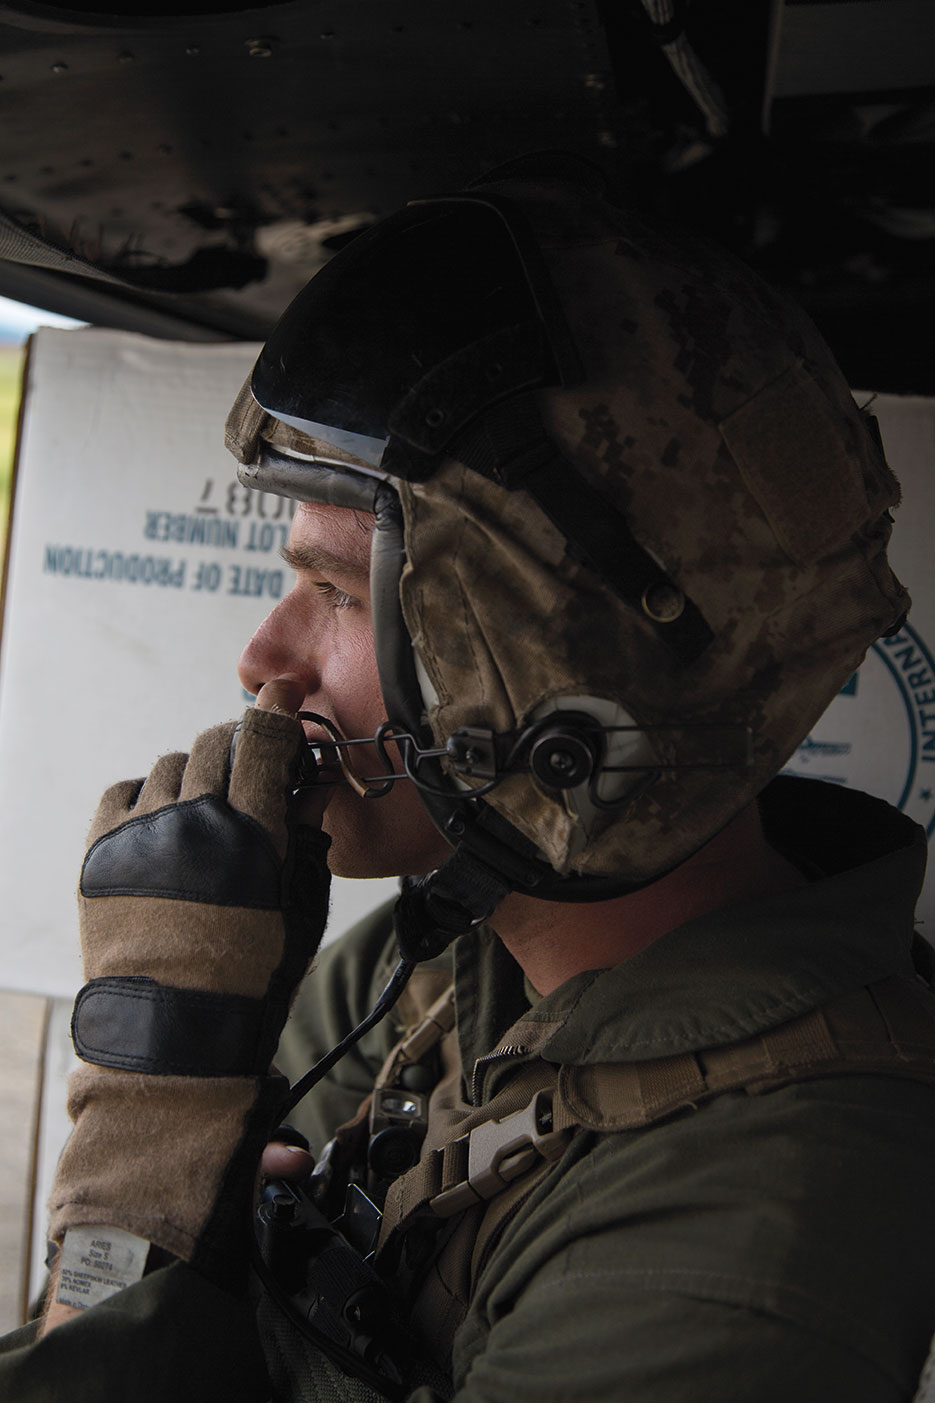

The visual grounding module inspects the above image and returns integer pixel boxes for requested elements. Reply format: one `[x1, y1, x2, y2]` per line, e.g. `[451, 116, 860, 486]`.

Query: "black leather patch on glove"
[80, 795, 282, 907]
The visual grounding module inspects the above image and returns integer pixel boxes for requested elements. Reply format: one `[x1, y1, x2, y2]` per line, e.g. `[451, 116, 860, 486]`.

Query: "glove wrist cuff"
[50, 1069, 288, 1284]
[72, 976, 281, 1077]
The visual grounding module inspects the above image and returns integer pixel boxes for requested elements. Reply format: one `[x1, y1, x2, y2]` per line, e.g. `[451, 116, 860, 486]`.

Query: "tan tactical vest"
[350, 970, 935, 1376]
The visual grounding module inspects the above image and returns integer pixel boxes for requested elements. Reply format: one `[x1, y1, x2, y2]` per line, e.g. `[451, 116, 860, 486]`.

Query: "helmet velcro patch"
[719, 360, 880, 566]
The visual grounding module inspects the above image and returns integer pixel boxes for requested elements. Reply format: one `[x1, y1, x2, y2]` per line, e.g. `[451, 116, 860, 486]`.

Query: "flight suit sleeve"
[0, 1264, 270, 1402]
[0, 1265, 446, 1403]
[430, 1076, 935, 1403]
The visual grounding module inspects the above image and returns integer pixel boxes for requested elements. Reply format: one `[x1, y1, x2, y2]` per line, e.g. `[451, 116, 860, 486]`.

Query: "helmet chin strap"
[394, 846, 518, 963]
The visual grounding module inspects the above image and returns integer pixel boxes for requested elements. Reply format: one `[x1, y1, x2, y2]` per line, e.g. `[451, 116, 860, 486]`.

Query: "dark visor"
[250, 194, 581, 469]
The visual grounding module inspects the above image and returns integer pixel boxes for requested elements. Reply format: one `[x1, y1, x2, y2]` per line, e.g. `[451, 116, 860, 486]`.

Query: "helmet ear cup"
[526, 717, 600, 790]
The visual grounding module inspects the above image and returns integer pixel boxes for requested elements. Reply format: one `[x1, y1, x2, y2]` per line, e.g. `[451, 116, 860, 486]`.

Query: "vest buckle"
[430, 1089, 568, 1217]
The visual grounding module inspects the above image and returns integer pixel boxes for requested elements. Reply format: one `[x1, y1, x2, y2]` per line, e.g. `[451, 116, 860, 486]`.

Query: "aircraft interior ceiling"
[0, 0, 931, 391]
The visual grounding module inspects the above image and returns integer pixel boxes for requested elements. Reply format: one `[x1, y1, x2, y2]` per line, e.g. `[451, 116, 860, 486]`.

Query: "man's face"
[238, 500, 451, 879]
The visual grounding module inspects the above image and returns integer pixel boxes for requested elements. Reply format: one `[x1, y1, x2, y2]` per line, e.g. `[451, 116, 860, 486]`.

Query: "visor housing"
[249, 195, 580, 469]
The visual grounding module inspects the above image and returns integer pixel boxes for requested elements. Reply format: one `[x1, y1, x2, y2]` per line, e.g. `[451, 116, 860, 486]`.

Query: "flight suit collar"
[453, 778, 928, 1098]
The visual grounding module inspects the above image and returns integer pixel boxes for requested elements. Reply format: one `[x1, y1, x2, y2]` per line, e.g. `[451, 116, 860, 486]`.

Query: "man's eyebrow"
[280, 542, 369, 580]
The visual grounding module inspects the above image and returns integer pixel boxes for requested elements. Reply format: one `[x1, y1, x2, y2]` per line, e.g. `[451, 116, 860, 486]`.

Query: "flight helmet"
[226, 172, 908, 957]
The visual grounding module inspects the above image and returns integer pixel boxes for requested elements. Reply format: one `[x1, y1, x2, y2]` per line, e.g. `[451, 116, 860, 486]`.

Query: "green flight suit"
[3, 777, 935, 1401]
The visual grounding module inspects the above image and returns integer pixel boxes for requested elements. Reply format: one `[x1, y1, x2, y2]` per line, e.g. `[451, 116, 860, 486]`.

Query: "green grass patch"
[0, 347, 25, 557]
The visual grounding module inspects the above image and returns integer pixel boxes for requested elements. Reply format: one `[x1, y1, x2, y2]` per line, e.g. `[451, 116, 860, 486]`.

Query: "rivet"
[425, 408, 445, 428]
[246, 37, 275, 58]
[641, 581, 685, 624]
[185, 45, 201, 57]
[319, 31, 335, 40]
[51, 62, 68, 74]
[117, 51, 134, 64]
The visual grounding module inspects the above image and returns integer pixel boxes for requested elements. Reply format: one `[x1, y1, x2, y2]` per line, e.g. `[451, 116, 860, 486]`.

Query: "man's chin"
[325, 849, 405, 881]
[321, 807, 451, 882]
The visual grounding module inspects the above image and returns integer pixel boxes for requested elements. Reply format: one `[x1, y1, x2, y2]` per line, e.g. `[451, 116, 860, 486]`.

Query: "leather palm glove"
[47, 702, 331, 1290]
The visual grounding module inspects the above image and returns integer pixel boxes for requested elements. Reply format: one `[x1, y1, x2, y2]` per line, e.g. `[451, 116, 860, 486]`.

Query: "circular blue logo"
[782, 621, 935, 837]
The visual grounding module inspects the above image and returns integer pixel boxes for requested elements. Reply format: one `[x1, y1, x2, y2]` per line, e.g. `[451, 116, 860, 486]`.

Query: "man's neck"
[491, 803, 808, 996]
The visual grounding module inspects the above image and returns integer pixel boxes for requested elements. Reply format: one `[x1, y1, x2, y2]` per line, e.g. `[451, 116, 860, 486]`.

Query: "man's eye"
[314, 581, 358, 610]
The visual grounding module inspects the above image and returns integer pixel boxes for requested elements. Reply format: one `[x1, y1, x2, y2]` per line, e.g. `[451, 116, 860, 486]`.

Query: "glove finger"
[256, 679, 305, 715]
[228, 706, 305, 858]
[130, 751, 189, 815]
[85, 777, 145, 846]
[178, 721, 240, 803]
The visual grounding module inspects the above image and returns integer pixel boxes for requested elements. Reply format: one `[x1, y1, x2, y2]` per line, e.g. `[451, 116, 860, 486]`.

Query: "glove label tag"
[56, 1225, 150, 1309]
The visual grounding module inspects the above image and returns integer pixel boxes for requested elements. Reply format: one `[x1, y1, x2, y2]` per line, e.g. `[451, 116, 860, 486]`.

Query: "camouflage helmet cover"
[391, 178, 908, 881]
[227, 176, 908, 888]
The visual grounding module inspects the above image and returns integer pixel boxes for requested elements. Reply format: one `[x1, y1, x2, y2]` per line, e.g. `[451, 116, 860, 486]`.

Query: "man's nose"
[237, 597, 318, 698]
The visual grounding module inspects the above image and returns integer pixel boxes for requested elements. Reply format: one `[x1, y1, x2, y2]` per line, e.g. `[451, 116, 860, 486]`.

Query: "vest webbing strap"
[373, 984, 457, 1093]
[377, 975, 935, 1270]
[559, 973, 935, 1131]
